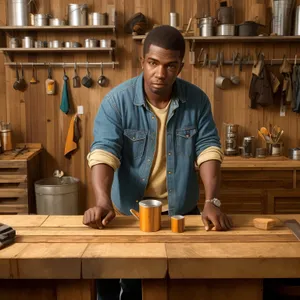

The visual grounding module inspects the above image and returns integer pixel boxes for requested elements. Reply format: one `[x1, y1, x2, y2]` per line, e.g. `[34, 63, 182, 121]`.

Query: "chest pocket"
[123, 129, 147, 160]
[176, 127, 197, 156]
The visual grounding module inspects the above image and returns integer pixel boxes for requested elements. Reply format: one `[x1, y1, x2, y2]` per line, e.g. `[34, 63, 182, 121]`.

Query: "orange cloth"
[64, 115, 77, 157]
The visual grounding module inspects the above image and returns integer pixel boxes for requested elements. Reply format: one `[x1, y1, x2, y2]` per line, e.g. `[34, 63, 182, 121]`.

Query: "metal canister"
[85, 38, 99, 48]
[199, 17, 215, 36]
[49, 18, 67, 26]
[88, 12, 107, 25]
[169, 12, 178, 28]
[22, 36, 33, 48]
[34, 14, 49, 26]
[68, 3, 88, 26]
[100, 39, 112, 48]
[0, 123, 13, 151]
[7, 0, 28, 26]
[272, 0, 294, 35]
[72, 42, 81, 48]
[217, 24, 235, 36]
[295, 5, 300, 35]
[48, 40, 61, 48]
[288, 148, 300, 160]
[64, 41, 72, 48]
[34, 40, 47, 48]
[29, 13, 35, 26]
[10, 38, 20, 48]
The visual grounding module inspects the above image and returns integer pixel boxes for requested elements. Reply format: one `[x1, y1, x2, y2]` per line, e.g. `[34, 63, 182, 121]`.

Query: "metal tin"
[49, 18, 67, 26]
[169, 12, 178, 28]
[48, 40, 61, 48]
[88, 12, 107, 25]
[34, 14, 49, 26]
[100, 39, 112, 48]
[34, 40, 47, 48]
[85, 38, 99, 48]
[217, 24, 235, 36]
[64, 41, 72, 48]
[7, 0, 28, 26]
[72, 42, 81, 48]
[22, 36, 33, 48]
[10, 38, 20, 48]
[68, 3, 88, 26]
[256, 148, 267, 158]
[200, 17, 215, 36]
[29, 13, 35, 26]
[272, 0, 294, 36]
[288, 148, 300, 160]
[295, 5, 300, 35]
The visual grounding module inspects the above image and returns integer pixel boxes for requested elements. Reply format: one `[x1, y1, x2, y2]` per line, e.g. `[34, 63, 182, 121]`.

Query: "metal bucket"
[199, 17, 215, 36]
[7, 0, 29, 26]
[68, 3, 88, 26]
[88, 12, 107, 25]
[272, 0, 295, 35]
[35, 176, 80, 215]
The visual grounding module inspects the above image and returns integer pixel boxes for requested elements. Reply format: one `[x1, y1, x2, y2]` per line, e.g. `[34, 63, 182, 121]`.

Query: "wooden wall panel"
[1, 0, 300, 210]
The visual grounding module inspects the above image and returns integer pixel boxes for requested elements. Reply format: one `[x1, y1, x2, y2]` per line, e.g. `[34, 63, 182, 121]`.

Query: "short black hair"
[143, 25, 185, 60]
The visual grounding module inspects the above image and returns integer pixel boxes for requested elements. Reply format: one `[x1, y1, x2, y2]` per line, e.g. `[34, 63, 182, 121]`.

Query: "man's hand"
[83, 204, 116, 229]
[201, 202, 233, 231]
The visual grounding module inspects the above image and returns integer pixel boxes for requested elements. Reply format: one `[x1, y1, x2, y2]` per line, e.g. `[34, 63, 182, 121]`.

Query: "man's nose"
[156, 65, 166, 79]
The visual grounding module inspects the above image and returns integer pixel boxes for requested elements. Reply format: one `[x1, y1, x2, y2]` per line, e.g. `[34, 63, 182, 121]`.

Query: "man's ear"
[178, 62, 184, 74]
[140, 56, 145, 69]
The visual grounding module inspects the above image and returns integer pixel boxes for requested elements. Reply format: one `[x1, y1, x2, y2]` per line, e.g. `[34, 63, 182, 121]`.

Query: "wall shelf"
[0, 25, 116, 32]
[0, 48, 114, 52]
[133, 35, 300, 43]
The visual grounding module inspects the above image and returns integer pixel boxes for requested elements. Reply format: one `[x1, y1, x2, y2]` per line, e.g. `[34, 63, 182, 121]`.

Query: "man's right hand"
[83, 205, 116, 229]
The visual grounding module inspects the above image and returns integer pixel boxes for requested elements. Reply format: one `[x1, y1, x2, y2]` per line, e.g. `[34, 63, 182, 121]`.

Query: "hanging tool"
[45, 64, 56, 95]
[30, 64, 38, 84]
[197, 48, 204, 65]
[189, 40, 195, 65]
[72, 63, 81, 88]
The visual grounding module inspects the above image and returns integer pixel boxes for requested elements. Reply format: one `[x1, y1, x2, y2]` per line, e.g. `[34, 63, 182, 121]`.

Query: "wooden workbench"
[1, 214, 300, 299]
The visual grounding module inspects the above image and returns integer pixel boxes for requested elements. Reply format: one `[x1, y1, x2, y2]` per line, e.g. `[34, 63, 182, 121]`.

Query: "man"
[83, 25, 232, 300]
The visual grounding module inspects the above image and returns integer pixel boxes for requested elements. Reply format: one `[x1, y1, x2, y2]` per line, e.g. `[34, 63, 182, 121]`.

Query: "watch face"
[213, 199, 221, 207]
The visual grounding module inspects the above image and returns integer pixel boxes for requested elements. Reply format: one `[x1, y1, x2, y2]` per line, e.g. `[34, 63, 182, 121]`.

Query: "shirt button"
[168, 152, 172, 156]
[142, 178, 145, 181]
[147, 159, 151, 162]
[186, 134, 190, 138]
[136, 200, 139, 203]
[169, 189, 172, 193]
[132, 137, 136, 140]
[168, 171, 172, 174]
[152, 116, 155, 120]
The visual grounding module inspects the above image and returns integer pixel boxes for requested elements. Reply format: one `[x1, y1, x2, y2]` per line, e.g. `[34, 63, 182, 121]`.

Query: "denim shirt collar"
[133, 73, 186, 107]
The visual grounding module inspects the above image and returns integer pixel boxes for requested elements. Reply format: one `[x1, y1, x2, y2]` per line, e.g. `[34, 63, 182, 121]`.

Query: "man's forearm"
[199, 160, 221, 201]
[91, 164, 114, 207]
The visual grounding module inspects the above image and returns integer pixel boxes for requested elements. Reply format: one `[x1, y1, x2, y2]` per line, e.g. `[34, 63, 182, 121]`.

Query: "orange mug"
[171, 215, 185, 233]
[130, 200, 162, 232]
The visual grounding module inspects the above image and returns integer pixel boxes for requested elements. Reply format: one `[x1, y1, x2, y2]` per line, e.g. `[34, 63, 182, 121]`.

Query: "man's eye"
[149, 61, 156, 66]
[168, 65, 176, 70]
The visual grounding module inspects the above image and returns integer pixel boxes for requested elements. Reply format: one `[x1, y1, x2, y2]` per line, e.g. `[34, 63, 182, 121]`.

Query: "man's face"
[141, 44, 184, 97]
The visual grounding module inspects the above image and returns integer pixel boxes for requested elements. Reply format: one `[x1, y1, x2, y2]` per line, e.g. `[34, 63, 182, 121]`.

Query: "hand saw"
[284, 219, 300, 241]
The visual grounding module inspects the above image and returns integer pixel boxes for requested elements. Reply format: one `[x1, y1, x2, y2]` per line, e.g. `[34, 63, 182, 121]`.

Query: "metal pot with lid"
[237, 21, 264, 36]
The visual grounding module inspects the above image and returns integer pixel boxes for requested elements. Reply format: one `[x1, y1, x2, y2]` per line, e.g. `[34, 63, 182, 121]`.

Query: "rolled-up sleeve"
[87, 149, 120, 171]
[196, 146, 224, 166]
[90, 95, 123, 161]
[195, 94, 221, 157]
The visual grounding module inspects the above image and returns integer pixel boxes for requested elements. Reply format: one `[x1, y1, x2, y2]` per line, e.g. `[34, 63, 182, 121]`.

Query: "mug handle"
[130, 209, 140, 220]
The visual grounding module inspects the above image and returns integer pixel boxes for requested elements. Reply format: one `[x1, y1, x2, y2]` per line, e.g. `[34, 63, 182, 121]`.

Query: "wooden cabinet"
[198, 156, 300, 214]
[0, 143, 42, 214]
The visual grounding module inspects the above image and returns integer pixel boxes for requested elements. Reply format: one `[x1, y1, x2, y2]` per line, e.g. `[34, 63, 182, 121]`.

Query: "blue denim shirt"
[91, 73, 221, 216]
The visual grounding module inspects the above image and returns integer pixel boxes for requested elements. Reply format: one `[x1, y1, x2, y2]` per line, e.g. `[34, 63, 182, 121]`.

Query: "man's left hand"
[201, 202, 233, 231]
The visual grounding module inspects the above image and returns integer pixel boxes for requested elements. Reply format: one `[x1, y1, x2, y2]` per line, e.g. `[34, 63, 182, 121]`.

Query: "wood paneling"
[1, 0, 300, 210]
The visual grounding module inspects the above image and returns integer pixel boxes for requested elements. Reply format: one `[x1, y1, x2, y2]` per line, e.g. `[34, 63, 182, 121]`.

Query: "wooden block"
[16, 243, 87, 279]
[82, 243, 167, 279]
[167, 243, 300, 279]
[253, 218, 277, 230]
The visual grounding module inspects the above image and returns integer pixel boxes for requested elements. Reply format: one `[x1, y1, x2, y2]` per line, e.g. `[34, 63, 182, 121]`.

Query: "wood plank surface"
[142, 279, 168, 300]
[168, 279, 263, 300]
[15, 243, 88, 279]
[82, 243, 167, 278]
[0, 215, 48, 226]
[167, 242, 300, 278]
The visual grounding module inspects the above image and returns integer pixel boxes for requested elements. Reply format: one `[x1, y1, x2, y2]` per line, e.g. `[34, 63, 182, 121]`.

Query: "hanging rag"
[64, 115, 79, 158]
[280, 57, 293, 105]
[60, 70, 70, 114]
[249, 59, 273, 109]
[73, 115, 81, 143]
[293, 65, 300, 113]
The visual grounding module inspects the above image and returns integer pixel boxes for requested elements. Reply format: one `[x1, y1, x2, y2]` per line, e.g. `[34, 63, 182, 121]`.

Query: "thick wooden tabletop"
[1, 214, 300, 279]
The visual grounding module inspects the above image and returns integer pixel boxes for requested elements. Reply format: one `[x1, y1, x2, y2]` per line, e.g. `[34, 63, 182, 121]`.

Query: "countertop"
[1, 214, 300, 280]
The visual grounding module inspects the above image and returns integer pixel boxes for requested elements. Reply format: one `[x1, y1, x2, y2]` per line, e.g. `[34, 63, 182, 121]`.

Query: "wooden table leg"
[142, 279, 168, 300]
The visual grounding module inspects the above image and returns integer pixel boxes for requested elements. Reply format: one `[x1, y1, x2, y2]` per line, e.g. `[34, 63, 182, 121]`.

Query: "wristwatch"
[205, 198, 221, 208]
